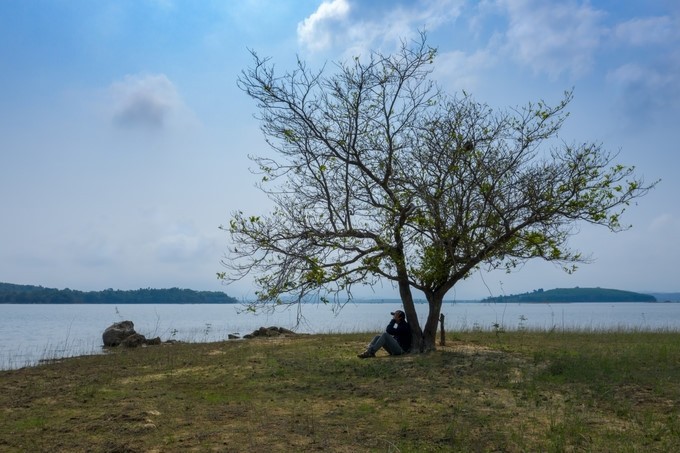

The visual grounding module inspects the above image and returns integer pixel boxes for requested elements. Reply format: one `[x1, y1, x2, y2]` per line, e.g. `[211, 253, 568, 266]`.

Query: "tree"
[220, 35, 656, 352]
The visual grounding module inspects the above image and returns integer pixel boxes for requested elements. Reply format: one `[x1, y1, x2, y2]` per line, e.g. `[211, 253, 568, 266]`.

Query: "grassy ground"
[1, 329, 679, 452]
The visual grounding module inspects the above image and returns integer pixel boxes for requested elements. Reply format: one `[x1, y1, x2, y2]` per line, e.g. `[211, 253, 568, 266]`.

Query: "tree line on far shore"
[482, 287, 656, 303]
[0, 282, 239, 304]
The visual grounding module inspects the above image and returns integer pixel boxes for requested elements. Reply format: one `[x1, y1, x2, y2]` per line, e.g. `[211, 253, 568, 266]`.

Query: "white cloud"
[607, 50, 680, 119]
[297, 0, 351, 52]
[648, 213, 675, 233]
[154, 232, 214, 262]
[73, 237, 123, 267]
[497, 0, 604, 78]
[109, 73, 182, 130]
[609, 62, 662, 88]
[434, 48, 494, 91]
[613, 16, 678, 46]
[297, 0, 464, 55]
[148, 217, 218, 264]
[600, 13, 680, 123]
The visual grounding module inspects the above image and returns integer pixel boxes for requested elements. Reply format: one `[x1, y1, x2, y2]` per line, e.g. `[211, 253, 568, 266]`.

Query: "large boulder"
[102, 321, 162, 348]
[102, 321, 136, 347]
[121, 333, 146, 348]
[243, 326, 297, 339]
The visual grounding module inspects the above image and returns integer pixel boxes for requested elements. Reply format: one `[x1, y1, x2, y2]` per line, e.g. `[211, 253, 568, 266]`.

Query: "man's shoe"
[357, 350, 375, 359]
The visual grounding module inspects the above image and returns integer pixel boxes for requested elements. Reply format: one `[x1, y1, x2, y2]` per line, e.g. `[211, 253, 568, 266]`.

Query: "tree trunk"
[422, 292, 444, 351]
[439, 314, 445, 346]
[398, 279, 423, 352]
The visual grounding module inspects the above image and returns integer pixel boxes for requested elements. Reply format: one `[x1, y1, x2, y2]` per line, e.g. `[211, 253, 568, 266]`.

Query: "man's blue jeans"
[367, 332, 405, 355]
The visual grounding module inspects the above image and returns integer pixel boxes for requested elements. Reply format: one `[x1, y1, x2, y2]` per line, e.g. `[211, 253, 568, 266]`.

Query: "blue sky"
[1, 0, 678, 300]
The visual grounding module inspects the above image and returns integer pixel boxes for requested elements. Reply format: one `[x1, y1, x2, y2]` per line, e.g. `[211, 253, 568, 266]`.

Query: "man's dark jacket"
[386, 319, 411, 352]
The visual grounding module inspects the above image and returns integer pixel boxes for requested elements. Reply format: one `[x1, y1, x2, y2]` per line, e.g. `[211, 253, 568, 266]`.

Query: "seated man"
[357, 309, 411, 358]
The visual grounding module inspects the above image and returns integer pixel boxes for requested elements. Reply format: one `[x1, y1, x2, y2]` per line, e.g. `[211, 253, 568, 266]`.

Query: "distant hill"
[0, 282, 239, 304]
[482, 287, 657, 303]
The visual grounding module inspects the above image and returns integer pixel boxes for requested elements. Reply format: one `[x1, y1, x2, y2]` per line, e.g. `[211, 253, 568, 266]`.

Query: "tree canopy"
[220, 35, 656, 351]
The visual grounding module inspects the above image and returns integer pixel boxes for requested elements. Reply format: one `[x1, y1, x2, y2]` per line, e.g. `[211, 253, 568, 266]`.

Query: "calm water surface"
[1, 302, 679, 370]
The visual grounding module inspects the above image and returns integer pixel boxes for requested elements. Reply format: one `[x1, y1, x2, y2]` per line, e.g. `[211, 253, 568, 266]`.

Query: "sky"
[1, 0, 678, 301]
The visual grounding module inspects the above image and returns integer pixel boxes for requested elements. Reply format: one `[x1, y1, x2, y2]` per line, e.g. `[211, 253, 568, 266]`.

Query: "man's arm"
[395, 321, 410, 337]
[385, 320, 398, 335]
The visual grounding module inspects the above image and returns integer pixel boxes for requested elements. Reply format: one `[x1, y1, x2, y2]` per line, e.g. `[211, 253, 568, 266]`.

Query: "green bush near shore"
[1, 330, 679, 452]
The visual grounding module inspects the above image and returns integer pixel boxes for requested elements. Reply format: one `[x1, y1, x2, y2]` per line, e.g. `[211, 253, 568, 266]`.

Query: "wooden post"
[439, 313, 445, 346]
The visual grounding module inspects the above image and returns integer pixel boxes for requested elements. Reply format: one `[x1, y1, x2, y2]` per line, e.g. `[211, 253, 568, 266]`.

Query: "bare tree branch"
[221, 34, 657, 351]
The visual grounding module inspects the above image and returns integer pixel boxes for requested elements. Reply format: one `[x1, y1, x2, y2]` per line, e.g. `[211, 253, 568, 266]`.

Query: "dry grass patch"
[1, 331, 679, 452]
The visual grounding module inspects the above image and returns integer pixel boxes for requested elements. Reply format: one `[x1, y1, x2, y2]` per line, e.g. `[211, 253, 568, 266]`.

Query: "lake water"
[1, 302, 679, 370]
